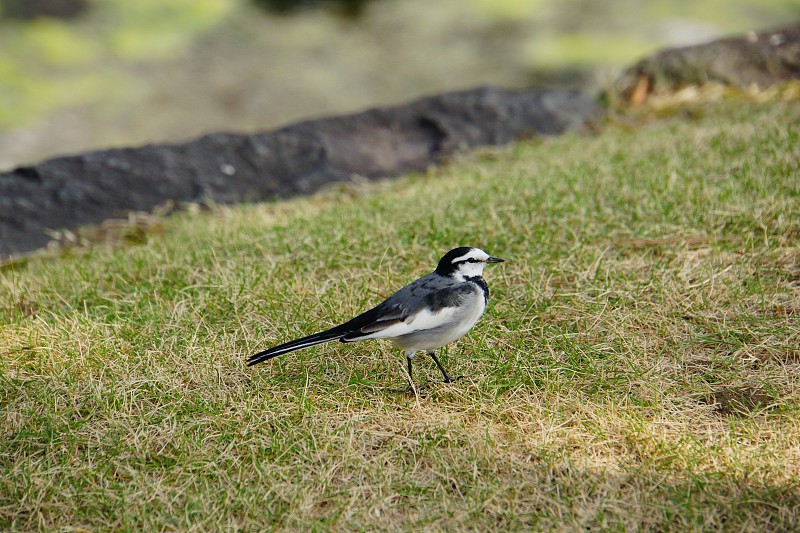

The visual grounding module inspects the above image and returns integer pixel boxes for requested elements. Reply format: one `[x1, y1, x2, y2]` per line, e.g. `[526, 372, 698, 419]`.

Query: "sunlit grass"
[1, 98, 799, 530]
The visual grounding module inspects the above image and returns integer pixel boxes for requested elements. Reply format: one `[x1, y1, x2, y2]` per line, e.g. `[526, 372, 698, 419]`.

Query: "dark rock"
[0, 86, 599, 257]
[615, 25, 800, 104]
[0, 0, 88, 20]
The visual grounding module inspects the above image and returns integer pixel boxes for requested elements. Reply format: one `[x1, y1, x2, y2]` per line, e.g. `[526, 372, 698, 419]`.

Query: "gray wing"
[340, 272, 474, 341]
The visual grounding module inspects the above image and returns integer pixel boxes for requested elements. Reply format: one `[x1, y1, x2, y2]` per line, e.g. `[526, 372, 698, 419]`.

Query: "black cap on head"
[435, 247, 478, 275]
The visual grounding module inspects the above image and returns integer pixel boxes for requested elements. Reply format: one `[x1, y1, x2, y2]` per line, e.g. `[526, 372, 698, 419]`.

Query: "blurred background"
[0, 0, 797, 170]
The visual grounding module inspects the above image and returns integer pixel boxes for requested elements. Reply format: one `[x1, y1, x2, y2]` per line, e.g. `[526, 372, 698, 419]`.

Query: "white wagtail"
[247, 247, 504, 384]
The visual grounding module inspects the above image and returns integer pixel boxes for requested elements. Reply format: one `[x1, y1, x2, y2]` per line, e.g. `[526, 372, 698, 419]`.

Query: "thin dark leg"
[428, 351, 463, 383]
[386, 350, 417, 394]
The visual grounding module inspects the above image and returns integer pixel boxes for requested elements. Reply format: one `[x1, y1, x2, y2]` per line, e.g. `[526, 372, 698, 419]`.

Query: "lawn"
[1, 96, 799, 530]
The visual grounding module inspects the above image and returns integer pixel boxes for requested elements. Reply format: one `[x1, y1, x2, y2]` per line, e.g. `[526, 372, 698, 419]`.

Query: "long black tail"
[247, 327, 346, 366]
[248, 302, 388, 367]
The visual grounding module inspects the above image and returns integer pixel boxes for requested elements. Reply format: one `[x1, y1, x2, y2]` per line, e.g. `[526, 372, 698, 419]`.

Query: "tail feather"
[247, 328, 346, 366]
[248, 303, 390, 367]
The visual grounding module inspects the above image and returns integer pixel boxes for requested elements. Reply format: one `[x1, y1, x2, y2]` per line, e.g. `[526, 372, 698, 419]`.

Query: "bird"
[247, 247, 504, 386]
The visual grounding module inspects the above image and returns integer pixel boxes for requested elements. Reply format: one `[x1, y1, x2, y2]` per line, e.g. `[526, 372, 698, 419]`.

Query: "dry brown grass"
[2, 98, 799, 530]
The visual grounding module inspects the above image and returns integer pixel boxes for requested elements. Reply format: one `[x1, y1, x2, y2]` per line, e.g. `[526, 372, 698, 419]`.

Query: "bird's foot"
[442, 374, 466, 384]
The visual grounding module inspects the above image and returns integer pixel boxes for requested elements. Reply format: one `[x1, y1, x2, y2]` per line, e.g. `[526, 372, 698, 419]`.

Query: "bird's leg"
[428, 351, 464, 383]
[387, 350, 418, 394]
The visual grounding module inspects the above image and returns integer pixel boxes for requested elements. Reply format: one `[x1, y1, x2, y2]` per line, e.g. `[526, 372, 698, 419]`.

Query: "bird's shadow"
[383, 372, 477, 396]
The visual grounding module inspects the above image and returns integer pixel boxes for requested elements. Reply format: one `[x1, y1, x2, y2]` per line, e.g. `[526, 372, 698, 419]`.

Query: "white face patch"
[450, 248, 490, 280]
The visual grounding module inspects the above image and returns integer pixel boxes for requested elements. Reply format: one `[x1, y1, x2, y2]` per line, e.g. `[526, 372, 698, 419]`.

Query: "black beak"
[487, 256, 505, 263]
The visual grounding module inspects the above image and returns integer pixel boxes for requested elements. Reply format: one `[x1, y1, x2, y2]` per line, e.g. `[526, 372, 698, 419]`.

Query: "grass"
[1, 96, 799, 530]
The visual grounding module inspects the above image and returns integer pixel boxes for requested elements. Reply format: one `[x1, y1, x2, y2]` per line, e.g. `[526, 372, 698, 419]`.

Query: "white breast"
[389, 284, 487, 351]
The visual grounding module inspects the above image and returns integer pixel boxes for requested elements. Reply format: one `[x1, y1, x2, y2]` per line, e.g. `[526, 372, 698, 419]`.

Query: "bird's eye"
[454, 257, 484, 266]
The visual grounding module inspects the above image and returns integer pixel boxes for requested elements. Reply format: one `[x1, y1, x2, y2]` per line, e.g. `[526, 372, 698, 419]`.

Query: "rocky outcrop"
[615, 25, 800, 104]
[0, 87, 599, 257]
[4, 24, 798, 258]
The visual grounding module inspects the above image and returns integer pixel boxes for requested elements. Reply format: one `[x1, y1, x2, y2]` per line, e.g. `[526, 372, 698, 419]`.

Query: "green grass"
[2, 97, 799, 530]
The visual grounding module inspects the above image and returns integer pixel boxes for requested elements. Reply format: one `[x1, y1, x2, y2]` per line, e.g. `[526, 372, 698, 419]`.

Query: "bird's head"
[435, 246, 504, 280]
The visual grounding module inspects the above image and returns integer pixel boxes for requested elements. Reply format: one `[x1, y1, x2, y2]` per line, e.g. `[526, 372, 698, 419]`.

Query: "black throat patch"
[466, 276, 489, 303]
